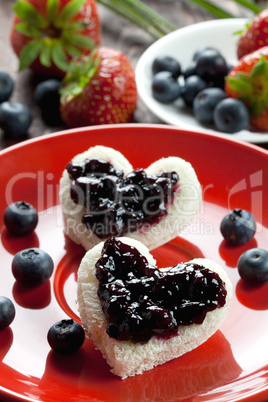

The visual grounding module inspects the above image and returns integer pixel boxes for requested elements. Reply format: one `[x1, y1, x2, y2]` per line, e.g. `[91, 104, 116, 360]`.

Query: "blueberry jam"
[96, 238, 227, 343]
[67, 158, 179, 238]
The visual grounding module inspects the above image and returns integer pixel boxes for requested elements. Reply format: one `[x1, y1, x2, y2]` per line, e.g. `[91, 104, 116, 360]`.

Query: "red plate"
[0, 124, 267, 402]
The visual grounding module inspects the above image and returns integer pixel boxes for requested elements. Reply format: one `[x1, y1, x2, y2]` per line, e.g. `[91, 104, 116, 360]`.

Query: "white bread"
[77, 237, 232, 379]
[59, 145, 201, 251]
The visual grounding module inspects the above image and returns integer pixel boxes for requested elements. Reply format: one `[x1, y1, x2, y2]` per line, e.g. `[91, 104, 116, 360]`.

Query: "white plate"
[136, 18, 268, 144]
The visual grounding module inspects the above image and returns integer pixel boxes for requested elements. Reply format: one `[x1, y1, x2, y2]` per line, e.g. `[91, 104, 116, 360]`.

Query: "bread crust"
[77, 237, 232, 379]
[59, 145, 202, 250]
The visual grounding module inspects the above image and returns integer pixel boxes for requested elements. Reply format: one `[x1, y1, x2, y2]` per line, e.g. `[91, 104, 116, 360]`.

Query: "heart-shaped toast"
[60, 145, 201, 250]
[77, 237, 232, 379]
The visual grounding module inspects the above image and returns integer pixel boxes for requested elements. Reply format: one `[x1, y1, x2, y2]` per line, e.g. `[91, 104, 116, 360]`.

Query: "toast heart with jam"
[60, 145, 201, 251]
[77, 237, 232, 379]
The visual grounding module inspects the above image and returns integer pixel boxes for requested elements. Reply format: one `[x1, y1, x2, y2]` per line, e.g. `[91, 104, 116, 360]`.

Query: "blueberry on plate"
[238, 248, 268, 286]
[193, 46, 222, 62]
[4, 201, 38, 236]
[152, 55, 181, 78]
[12, 248, 54, 287]
[220, 208, 256, 246]
[0, 296, 15, 330]
[47, 319, 85, 354]
[195, 48, 228, 85]
[34, 79, 62, 125]
[181, 75, 207, 107]
[152, 71, 181, 103]
[0, 102, 32, 137]
[0, 70, 14, 103]
[182, 61, 197, 79]
[213, 98, 250, 133]
[193, 87, 226, 124]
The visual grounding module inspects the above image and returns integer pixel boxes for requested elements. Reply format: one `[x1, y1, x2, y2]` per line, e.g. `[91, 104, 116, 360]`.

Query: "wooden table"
[0, 0, 268, 149]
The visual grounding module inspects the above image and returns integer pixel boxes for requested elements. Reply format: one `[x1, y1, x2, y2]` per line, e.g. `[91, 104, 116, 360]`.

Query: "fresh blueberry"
[34, 79, 62, 125]
[0, 71, 14, 103]
[0, 296, 15, 330]
[0, 102, 32, 137]
[238, 248, 268, 286]
[152, 55, 181, 78]
[182, 61, 197, 79]
[12, 248, 54, 287]
[4, 201, 38, 236]
[152, 71, 181, 103]
[193, 87, 226, 124]
[193, 46, 222, 62]
[181, 75, 207, 107]
[220, 209, 256, 246]
[195, 48, 228, 85]
[47, 319, 85, 354]
[213, 98, 250, 133]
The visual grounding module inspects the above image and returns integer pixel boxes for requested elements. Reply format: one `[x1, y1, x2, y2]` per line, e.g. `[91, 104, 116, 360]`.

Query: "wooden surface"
[0, 0, 268, 149]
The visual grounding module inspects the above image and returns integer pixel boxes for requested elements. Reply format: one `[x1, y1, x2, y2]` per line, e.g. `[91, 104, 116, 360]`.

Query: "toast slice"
[77, 237, 232, 379]
[59, 145, 201, 251]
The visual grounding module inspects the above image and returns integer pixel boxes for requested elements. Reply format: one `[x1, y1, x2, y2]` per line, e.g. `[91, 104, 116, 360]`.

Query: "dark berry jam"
[96, 238, 227, 343]
[67, 158, 179, 238]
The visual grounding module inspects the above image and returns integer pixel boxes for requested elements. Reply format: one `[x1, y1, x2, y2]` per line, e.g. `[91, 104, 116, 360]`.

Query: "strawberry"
[237, 9, 268, 59]
[10, 0, 101, 78]
[59, 47, 138, 126]
[225, 46, 268, 131]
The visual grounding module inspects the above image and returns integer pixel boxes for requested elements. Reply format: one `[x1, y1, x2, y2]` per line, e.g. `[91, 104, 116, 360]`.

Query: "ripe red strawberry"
[60, 47, 137, 126]
[10, 0, 101, 78]
[225, 46, 268, 131]
[237, 9, 268, 59]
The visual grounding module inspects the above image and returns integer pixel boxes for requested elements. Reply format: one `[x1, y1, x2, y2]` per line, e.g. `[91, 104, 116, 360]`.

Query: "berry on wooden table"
[0, 102, 32, 137]
[60, 47, 137, 127]
[0, 71, 14, 103]
[10, 0, 101, 77]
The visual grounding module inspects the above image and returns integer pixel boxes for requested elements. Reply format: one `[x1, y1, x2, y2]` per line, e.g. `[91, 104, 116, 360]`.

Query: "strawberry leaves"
[12, 0, 96, 73]
[226, 52, 268, 121]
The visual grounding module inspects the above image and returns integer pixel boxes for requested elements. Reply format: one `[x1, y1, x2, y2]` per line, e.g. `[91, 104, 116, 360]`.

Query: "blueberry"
[238, 248, 268, 286]
[0, 102, 32, 137]
[193, 87, 226, 124]
[34, 79, 62, 125]
[213, 98, 250, 133]
[181, 75, 207, 107]
[47, 319, 85, 354]
[152, 55, 181, 78]
[193, 46, 222, 62]
[220, 209, 256, 246]
[196, 48, 228, 85]
[0, 71, 14, 103]
[182, 61, 197, 79]
[4, 201, 38, 236]
[12, 248, 54, 287]
[152, 71, 181, 103]
[0, 296, 15, 330]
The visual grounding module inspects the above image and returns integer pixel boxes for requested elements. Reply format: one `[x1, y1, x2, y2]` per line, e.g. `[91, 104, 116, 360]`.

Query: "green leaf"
[58, 0, 85, 24]
[40, 45, 52, 67]
[18, 38, 43, 70]
[13, 1, 47, 28]
[47, 0, 60, 23]
[63, 43, 82, 58]
[226, 76, 251, 93]
[251, 56, 268, 77]
[51, 42, 69, 71]
[67, 33, 94, 49]
[14, 22, 40, 38]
